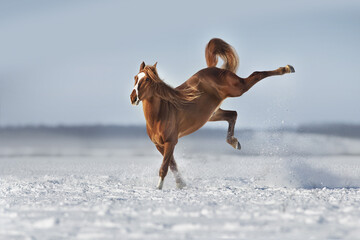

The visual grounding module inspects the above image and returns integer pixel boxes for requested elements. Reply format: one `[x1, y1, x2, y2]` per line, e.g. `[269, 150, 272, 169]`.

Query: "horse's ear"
[153, 62, 157, 68]
[140, 61, 145, 71]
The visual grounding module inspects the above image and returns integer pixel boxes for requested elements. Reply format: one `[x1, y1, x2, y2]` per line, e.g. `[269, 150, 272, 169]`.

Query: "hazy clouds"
[0, 0, 359, 127]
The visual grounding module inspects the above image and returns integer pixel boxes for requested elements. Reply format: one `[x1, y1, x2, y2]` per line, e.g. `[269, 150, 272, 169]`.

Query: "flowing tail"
[205, 38, 239, 73]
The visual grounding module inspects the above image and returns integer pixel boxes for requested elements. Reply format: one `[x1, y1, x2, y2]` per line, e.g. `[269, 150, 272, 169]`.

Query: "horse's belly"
[178, 125, 205, 138]
[177, 85, 224, 138]
[178, 106, 219, 138]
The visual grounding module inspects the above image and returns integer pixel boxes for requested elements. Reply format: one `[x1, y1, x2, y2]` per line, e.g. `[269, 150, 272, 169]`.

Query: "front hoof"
[156, 177, 164, 190]
[286, 65, 295, 73]
[176, 180, 186, 189]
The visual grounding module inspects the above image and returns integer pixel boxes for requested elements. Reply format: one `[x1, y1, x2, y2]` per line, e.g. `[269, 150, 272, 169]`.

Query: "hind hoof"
[286, 65, 295, 73]
[228, 137, 241, 150]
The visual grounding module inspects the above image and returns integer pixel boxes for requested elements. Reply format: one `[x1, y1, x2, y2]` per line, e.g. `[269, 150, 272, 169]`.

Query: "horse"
[130, 38, 294, 189]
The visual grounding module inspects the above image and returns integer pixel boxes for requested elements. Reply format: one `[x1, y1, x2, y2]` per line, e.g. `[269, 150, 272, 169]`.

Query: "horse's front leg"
[155, 144, 186, 189]
[169, 156, 186, 189]
[157, 141, 176, 190]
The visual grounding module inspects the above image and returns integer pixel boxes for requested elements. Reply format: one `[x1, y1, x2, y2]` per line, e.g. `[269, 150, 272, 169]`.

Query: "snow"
[1, 131, 360, 239]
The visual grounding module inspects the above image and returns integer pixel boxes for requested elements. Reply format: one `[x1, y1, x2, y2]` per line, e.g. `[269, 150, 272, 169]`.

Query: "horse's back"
[177, 67, 236, 99]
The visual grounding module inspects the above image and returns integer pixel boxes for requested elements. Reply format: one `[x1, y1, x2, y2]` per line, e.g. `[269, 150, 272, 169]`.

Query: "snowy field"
[1, 129, 360, 239]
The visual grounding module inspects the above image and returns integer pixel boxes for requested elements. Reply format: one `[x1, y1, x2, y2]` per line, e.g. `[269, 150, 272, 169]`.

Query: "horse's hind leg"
[209, 108, 241, 150]
[225, 65, 295, 97]
[243, 65, 295, 92]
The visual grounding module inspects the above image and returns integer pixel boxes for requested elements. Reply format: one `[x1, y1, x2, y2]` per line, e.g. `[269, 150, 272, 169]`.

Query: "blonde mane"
[143, 66, 201, 108]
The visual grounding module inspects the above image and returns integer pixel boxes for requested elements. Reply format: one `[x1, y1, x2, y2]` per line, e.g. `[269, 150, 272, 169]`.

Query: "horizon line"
[1, 122, 360, 129]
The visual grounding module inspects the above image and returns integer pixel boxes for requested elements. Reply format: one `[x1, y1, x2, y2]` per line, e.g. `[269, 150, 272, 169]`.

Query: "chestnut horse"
[130, 38, 294, 189]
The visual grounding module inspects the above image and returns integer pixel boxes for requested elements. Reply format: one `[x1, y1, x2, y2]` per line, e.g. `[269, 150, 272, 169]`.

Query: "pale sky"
[1, 0, 359, 128]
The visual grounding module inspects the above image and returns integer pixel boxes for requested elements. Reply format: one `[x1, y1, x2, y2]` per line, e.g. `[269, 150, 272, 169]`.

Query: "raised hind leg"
[244, 65, 295, 92]
[225, 65, 295, 97]
[155, 143, 185, 189]
[209, 108, 241, 150]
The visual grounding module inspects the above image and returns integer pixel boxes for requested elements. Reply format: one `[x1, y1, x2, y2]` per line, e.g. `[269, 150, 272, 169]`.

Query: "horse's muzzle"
[130, 90, 140, 105]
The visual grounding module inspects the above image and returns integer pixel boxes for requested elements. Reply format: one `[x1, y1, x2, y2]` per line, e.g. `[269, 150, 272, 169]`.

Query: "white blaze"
[134, 72, 146, 97]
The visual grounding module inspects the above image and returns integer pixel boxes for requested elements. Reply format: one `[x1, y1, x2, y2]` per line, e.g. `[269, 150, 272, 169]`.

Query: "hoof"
[228, 137, 241, 150]
[236, 141, 241, 150]
[174, 171, 186, 189]
[176, 180, 186, 189]
[286, 65, 295, 73]
[156, 177, 164, 190]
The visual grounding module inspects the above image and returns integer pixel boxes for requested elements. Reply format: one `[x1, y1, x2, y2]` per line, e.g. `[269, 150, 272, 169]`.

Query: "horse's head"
[130, 61, 158, 105]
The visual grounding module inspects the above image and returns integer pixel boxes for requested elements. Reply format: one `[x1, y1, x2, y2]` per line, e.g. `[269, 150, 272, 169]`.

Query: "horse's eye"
[146, 78, 150, 82]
